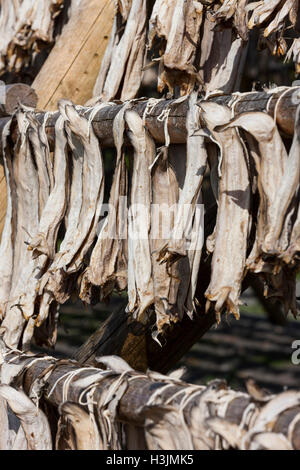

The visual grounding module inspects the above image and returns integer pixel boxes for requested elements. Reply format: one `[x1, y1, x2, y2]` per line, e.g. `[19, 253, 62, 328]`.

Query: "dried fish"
[2, 112, 68, 349]
[0, 384, 52, 450]
[218, 111, 288, 272]
[58, 402, 100, 450]
[150, 147, 180, 333]
[94, 0, 147, 101]
[38, 101, 105, 322]
[149, 0, 203, 95]
[159, 92, 206, 264]
[81, 102, 129, 301]
[264, 105, 300, 255]
[125, 109, 155, 322]
[0, 119, 14, 320]
[213, 0, 250, 42]
[286, 38, 300, 74]
[200, 102, 251, 322]
[199, 16, 246, 95]
[0, 0, 64, 75]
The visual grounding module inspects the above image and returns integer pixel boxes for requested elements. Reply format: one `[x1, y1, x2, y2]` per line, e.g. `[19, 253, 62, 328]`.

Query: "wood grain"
[32, 0, 115, 111]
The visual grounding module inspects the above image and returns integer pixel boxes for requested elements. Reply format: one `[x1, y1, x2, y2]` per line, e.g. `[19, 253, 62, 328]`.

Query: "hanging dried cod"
[93, 0, 147, 101]
[158, 93, 205, 322]
[37, 101, 105, 333]
[0, 119, 14, 320]
[263, 104, 300, 257]
[80, 103, 129, 302]
[125, 109, 155, 322]
[218, 111, 288, 273]
[0, 0, 64, 75]
[149, 0, 204, 95]
[200, 102, 251, 322]
[0, 385, 52, 450]
[2, 108, 68, 350]
[159, 93, 206, 264]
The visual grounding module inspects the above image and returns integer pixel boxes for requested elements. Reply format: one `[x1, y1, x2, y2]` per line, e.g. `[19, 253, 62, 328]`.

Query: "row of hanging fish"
[0, 345, 300, 450]
[0, 89, 299, 350]
[0, 0, 65, 76]
[94, 0, 300, 101]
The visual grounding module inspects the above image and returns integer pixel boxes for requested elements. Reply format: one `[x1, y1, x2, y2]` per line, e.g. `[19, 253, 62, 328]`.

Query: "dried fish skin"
[81, 103, 129, 301]
[125, 109, 155, 322]
[0, 119, 14, 320]
[38, 100, 105, 308]
[200, 102, 251, 322]
[0, 0, 64, 76]
[263, 105, 300, 255]
[1, 113, 68, 350]
[0, 385, 52, 450]
[159, 92, 207, 265]
[94, 0, 147, 101]
[217, 111, 288, 271]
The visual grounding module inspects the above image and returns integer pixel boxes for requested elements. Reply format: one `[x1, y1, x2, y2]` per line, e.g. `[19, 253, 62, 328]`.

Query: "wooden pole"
[32, 0, 115, 111]
[2, 347, 297, 450]
[0, 84, 37, 117]
[34, 86, 300, 150]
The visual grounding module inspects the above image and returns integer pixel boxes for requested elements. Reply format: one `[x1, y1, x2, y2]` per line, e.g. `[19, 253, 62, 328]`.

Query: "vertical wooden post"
[32, 0, 115, 111]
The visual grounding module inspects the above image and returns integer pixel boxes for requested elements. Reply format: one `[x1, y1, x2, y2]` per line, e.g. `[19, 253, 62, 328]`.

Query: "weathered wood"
[33, 87, 300, 151]
[2, 347, 297, 450]
[32, 0, 115, 111]
[0, 84, 37, 117]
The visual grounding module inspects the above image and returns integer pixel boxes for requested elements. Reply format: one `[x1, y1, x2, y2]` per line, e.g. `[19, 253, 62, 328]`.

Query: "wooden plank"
[32, 0, 115, 111]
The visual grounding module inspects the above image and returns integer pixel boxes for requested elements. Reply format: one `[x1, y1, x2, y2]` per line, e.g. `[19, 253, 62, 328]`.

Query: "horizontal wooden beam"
[0, 86, 298, 150]
[36, 86, 300, 150]
[2, 347, 296, 450]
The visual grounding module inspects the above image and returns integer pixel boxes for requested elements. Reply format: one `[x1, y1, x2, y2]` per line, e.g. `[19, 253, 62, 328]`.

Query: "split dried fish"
[94, 0, 147, 101]
[200, 102, 251, 322]
[58, 402, 100, 450]
[218, 111, 288, 272]
[0, 0, 64, 75]
[80, 103, 129, 302]
[0, 384, 52, 450]
[0, 119, 14, 320]
[125, 109, 155, 322]
[159, 92, 206, 264]
[150, 147, 180, 334]
[37, 101, 105, 328]
[213, 0, 250, 41]
[149, 0, 203, 95]
[286, 38, 300, 74]
[263, 105, 300, 255]
[2, 111, 68, 349]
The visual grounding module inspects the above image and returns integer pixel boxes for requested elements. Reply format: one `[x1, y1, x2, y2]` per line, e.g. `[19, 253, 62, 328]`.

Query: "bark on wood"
[33, 87, 300, 151]
[1, 344, 299, 450]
